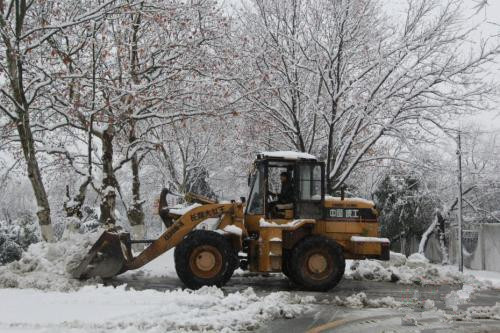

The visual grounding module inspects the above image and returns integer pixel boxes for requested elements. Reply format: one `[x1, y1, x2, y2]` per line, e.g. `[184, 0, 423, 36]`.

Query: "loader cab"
[245, 152, 325, 224]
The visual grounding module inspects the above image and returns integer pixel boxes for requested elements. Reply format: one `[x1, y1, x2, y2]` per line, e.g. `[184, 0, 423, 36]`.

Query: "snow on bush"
[0, 239, 22, 265]
[0, 215, 40, 248]
[0, 285, 315, 332]
[0, 215, 40, 264]
[346, 252, 488, 286]
[0, 229, 102, 291]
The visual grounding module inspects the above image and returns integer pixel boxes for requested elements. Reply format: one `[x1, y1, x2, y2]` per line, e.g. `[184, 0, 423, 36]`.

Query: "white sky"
[457, 0, 500, 132]
[384, 0, 500, 132]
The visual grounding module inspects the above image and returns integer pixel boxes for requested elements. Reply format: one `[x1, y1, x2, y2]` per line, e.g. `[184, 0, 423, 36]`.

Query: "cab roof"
[257, 151, 317, 161]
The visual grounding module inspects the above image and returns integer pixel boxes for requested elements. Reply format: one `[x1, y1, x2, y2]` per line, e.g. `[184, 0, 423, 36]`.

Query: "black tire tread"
[174, 230, 237, 289]
[289, 235, 345, 291]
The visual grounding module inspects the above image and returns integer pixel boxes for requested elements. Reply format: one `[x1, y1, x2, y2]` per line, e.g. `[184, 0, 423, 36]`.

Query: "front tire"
[175, 230, 237, 289]
[289, 235, 345, 291]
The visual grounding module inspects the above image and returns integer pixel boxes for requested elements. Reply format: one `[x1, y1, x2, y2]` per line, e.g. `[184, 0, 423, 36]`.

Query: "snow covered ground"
[345, 252, 500, 289]
[0, 236, 315, 332]
[1, 234, 500, 332]
[343, 251, 500, 316]
[0, 285, 314, 332]
[464, 268, 500, 289]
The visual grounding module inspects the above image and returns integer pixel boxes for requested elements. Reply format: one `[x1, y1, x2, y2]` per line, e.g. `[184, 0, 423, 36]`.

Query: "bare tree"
[0, 0, 118, 240]
[237, 0, 499, 193]
[40, 0, 236, 229]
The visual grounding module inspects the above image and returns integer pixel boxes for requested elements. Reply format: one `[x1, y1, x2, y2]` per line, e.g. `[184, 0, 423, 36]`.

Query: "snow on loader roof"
[258, 151, 317, 160]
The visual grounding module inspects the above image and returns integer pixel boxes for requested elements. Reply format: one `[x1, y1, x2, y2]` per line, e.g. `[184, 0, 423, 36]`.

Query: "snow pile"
[333, 292, 401, 309]
[405, 253, 429, 268]
[401, 314, 418, 326]
[347, 259, 397, 282]
[423, 299, 436, 310]
[331, 291, 439, 311]
[346, 252, 489, 286]
[385, 251, 407, 267]
[443, 283, 491, 311]
[0, 285, 315, 332]
[451, 303, 500, 320]
[0, 230, 103, 291]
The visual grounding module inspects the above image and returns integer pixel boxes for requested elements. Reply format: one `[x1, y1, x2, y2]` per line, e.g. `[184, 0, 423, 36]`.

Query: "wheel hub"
[308, 253, 328, 274]
[196, 251, 216, 271]
[189, 245, 223, 279]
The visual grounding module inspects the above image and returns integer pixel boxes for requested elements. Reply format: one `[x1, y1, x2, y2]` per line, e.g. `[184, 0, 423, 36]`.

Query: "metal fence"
[448, 224, 500, 272]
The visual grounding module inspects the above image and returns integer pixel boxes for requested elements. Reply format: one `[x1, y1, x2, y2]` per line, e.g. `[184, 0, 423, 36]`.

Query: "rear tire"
[175, 230, 237, 289]
[283, 249, 300, 286]
[289, 235, 345, 291]
[282, 249, 290, 277]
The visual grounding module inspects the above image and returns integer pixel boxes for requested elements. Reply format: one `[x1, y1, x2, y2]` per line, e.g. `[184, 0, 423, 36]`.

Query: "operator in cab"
[277, 172, 294, 203]
[268, 172, 294, 216]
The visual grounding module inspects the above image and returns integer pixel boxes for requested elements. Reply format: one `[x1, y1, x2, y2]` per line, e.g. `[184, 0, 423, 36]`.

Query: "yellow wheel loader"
[73, 152, 390, 291]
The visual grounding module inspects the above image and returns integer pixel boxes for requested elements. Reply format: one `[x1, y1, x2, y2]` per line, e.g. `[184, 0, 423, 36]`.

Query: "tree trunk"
[16, 114, 54, 241]
[127, 151, 145, 247]
[326, 123, 334, 193]
[3, 5, 54, 241]
[127, 122, 145, 247]
[126, 10, 145, 245]
[418, 186, 475, 259]
[99, 126, 118, 226]
[64, 179, 91, 219]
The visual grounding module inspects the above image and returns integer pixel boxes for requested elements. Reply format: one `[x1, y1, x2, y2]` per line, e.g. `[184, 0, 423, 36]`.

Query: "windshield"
[246, 165, 264, 215]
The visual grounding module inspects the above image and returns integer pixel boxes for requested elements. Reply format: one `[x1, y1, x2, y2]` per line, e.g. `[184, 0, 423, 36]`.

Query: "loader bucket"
[72, 231, 132, 280]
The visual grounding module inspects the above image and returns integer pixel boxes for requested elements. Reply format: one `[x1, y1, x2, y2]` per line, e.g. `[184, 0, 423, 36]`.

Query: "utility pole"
[456, 131, 464, 272]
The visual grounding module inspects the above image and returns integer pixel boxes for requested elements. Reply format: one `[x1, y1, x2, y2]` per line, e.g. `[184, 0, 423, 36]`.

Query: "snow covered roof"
[258, 151, 317, 161]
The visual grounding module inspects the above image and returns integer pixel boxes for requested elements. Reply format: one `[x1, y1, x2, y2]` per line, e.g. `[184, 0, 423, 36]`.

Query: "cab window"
[298, 164, 322, 201]
[247, 166, 264, 214]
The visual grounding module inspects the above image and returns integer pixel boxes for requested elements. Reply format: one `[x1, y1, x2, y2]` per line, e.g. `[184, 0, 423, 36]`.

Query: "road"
[113, 270, 500, 332]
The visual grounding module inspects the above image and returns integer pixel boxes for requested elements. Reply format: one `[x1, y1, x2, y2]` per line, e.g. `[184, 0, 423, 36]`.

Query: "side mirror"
[240, 197, 246, 203]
